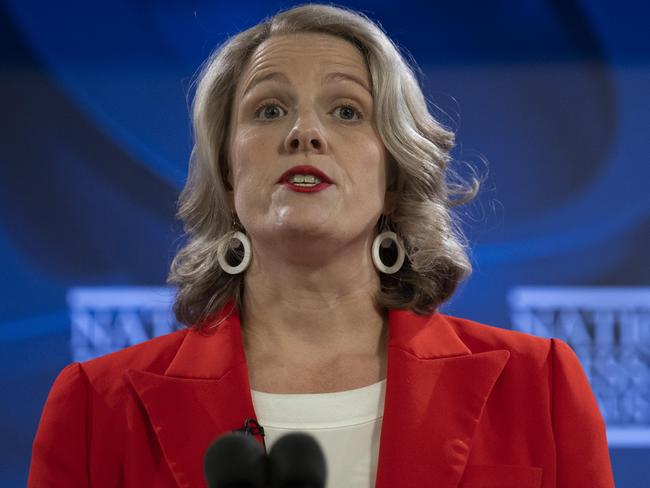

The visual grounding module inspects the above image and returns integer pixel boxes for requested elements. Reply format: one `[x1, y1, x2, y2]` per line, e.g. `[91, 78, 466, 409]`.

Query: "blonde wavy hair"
[168, 2, 479, 328]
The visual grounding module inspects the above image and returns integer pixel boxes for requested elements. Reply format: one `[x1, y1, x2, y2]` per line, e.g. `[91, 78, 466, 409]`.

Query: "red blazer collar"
[127, 300, 510, 488]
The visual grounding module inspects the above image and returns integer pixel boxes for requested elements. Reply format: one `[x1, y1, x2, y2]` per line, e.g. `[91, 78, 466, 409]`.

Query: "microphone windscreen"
[204, 432, 267, 488]
[268, 432, 326, 488]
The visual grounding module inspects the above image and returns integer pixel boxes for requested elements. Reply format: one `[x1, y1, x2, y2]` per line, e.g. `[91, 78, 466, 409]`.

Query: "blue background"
[1, 0, 649, 485]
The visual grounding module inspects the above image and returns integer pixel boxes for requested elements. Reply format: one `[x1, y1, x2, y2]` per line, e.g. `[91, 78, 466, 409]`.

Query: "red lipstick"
[277, 165, 333, 184]
[278, 165, 333, 193]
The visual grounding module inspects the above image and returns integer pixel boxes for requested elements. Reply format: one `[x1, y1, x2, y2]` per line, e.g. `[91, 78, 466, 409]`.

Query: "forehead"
[238, 33, 370, 94]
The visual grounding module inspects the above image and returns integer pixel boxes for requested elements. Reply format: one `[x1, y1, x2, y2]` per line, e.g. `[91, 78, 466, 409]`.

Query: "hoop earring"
[217, 230, 251, 274]
[372, 216, 405, 274]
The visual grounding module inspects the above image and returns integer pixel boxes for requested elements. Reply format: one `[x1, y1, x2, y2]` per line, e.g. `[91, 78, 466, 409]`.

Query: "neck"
[240, 239, 388, 364]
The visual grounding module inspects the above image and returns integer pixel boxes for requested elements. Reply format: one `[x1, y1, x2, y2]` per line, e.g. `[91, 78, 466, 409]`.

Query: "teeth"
[288, 174, 322, 184]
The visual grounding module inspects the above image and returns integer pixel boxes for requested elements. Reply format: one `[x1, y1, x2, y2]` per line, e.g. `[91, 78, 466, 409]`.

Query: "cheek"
[356, 137, 387, 186]
[230, 130, 270, 184]
[229, 129, 280, 217]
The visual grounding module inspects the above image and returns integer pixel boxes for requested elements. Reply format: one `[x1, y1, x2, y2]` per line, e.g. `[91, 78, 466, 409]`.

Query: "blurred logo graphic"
[66, 287, 180, 362]
[509, 287, 650, 447]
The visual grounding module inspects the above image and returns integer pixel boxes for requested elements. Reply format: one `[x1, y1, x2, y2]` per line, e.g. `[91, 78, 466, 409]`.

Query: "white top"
[251, 379, 387, 488]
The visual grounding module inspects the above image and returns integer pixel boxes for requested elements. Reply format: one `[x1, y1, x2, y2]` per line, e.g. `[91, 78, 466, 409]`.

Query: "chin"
[276, 221, 334, 238]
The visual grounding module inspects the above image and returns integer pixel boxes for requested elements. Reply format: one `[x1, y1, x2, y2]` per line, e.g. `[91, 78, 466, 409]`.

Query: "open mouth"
[281, 178, 332, 193]
[285, 174, 323, 187]
[277, 165, 334, 193]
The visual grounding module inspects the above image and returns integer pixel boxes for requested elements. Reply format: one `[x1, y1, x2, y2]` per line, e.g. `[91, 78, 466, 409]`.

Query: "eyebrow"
[323, 72, 371, 93]
[242, 71, 372, 98]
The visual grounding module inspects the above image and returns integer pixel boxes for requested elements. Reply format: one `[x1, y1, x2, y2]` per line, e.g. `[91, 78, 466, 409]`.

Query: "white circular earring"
[217, 230, 251, 274]
[372, 230, 405, 274]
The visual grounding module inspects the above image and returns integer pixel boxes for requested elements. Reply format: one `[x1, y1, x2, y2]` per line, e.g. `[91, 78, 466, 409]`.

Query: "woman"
[28, 4, 614, 487]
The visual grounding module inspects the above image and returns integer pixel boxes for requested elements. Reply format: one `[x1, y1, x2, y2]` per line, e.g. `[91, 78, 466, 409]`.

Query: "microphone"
[203, 432, 267, 488]
[268, 432, 327, 488]
[204, 419, 327, 488]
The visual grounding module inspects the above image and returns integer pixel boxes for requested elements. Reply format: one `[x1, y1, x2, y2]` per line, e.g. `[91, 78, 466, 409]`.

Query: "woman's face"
[227, 32, 392, 253]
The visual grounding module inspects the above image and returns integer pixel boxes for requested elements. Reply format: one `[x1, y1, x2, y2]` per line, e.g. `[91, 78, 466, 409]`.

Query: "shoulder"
[37, 329, 191, 441]
[439, 314, 596, 409]
[439, 313, 589, 381]
[439, 313, 554, 366]
[83, 328, 189, 374]
[62, 329, 190, 397]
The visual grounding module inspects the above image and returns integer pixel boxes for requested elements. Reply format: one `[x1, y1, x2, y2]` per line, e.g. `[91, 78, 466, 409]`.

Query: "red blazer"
[28, 301, 614, 487]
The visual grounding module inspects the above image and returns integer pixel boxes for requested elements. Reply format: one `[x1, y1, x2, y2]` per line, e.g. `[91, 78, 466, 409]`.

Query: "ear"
[383, 190, 397, 214]
[383, 155, 399, 214]
[220, 156, 233, 188]
[219, 157, 236, 211]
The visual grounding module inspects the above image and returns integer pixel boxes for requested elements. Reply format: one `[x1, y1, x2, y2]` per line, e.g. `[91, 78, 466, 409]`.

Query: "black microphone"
[203, 432, 267, 488]
[268, 432, 327, 488]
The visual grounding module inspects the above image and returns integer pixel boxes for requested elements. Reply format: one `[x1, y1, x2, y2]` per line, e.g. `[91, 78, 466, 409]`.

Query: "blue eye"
[255, 103, 286, 120]
[334, 105, 363, 121]
[253, 103, 363, 121]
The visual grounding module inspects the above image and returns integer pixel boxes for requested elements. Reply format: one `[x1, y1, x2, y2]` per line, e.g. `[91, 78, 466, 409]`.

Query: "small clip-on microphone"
[232, 417, 267, 454]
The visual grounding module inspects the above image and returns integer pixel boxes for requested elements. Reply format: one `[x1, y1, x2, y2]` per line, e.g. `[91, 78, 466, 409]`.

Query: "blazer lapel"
[375, 310, 510, 488]
[127, 300, 256, 488]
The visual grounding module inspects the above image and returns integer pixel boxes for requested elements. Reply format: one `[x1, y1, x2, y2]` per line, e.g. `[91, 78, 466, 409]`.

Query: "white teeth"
[288, 174, 322, 184]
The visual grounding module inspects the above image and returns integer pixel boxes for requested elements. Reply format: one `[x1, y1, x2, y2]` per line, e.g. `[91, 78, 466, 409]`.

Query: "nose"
[283, 114, 328, 154]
